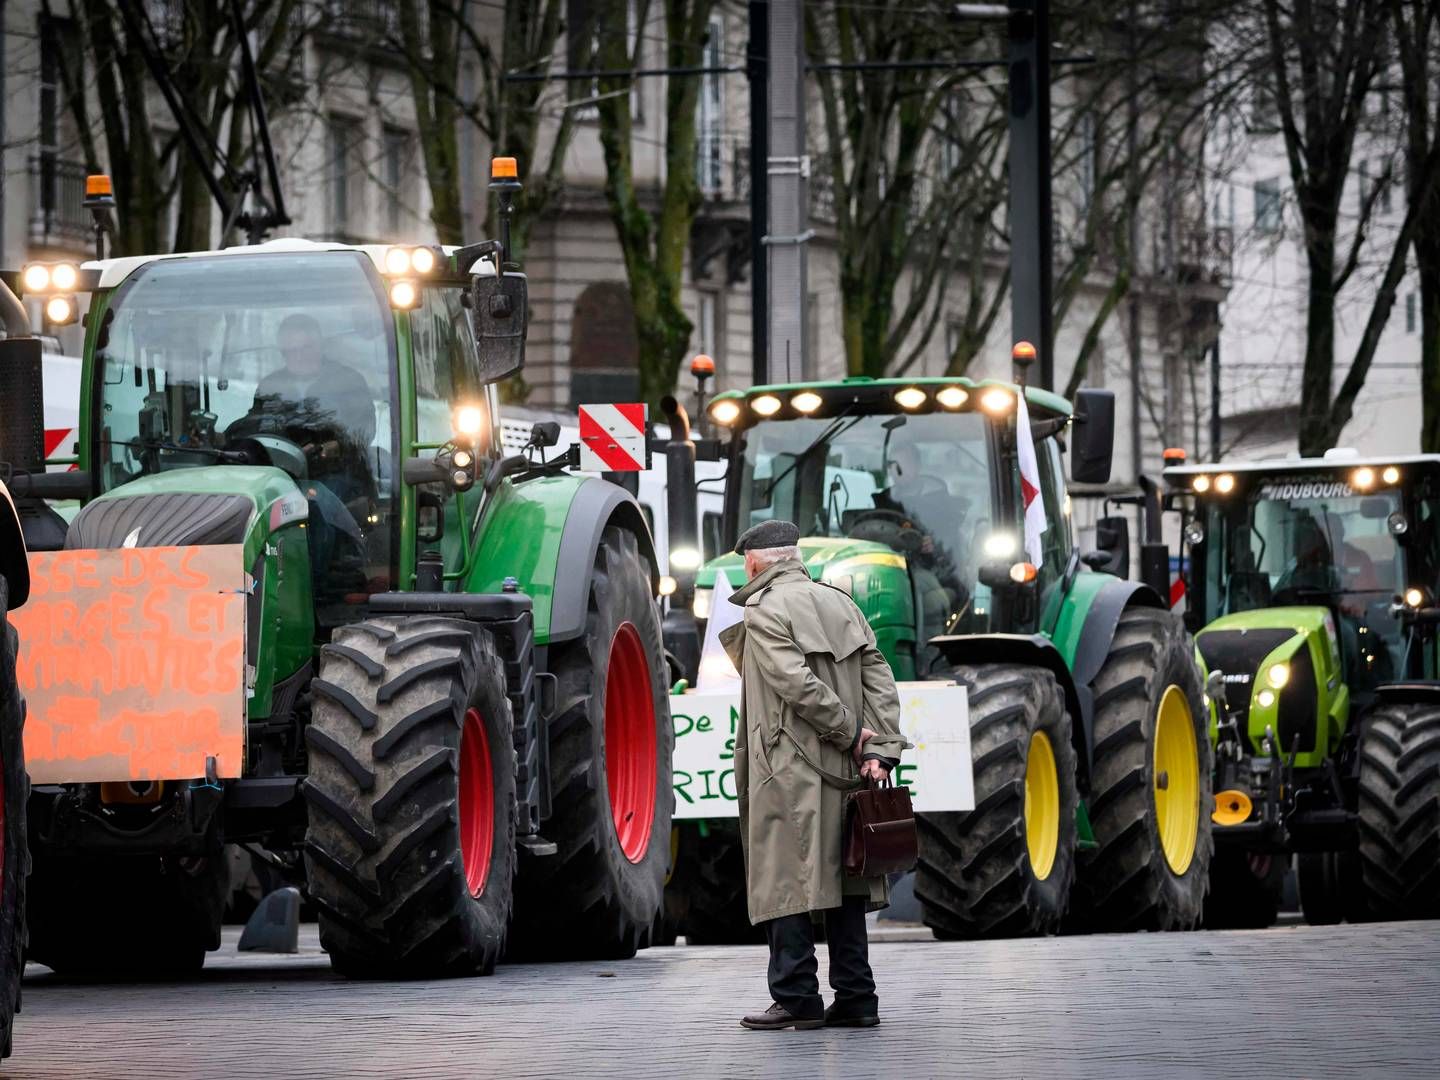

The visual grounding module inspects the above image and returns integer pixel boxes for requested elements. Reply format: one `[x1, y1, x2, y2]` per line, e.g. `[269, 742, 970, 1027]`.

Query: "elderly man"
[720, 520, 909, 1032]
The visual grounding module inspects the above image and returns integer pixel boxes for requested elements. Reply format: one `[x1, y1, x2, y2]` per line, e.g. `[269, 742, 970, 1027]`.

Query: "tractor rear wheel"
[509, 526, 672, 960]
[1071, 607, 1212, 932]
[1357, 702, 1440, 920]
[1203, 849, 1284, 928]
[303, 616, 517, 978]
[665, 822, 763, 945]
[915, 664, 1078, 938]
[0, 600, 27, 1057]
[27, 851, 227, 975]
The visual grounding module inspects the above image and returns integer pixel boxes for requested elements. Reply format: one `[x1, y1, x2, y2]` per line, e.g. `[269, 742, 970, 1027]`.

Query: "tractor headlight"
[708, 399, 742, 426]
[454, 405, 486, 440]
[44, 295, 77, 325]
[1257, 689, 1276, 709]
[751, 394, 782, 417]
[983, 532, 1018, 559]
[692, 587, 713, 620]
[1184, 520, 1206, 546]
[936, 386, 968, 409]
[791, 391, 823, 414]
[50, 262, 79, 290]
[1352, 466, 1376, 490]
[658, 574, 678, 597]
[669, 546, 701, 571]
[21, 263, 51, 291]
[893, 386, 927, 410]
[979, 387, 1014, 415]
[389, 280, 419, 309]
[1267, 662, 1290, 689]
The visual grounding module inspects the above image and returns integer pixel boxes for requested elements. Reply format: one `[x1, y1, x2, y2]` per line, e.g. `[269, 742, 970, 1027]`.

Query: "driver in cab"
[252, 313, 377, 496]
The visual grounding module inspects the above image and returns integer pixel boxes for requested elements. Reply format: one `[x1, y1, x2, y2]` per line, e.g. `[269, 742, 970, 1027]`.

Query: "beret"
[734, 519, 801, 555]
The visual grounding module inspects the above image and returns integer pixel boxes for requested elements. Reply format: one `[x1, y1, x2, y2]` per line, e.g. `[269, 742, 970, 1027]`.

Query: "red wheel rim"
[604, 622, 657, 863]
[458, 707, 494, 898]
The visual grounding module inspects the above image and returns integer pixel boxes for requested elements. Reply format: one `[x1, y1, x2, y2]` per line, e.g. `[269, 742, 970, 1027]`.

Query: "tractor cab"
[9, 236, 526, 635]
[1168, 455, 1440, 709]
[693, 375, 1115, 678]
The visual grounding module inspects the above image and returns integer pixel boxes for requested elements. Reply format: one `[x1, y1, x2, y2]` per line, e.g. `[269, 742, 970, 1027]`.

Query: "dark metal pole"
[748, 0, 769, 387]
[1007, 0, 1053, 390]
[1209, 336, 1221, 460]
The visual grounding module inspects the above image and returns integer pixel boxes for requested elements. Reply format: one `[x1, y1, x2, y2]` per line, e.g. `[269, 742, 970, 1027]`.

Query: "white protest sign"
[669, 682, 974, 820]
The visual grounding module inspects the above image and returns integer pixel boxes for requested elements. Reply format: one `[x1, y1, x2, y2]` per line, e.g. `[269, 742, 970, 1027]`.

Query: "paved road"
[5, 921, 1436, 1079]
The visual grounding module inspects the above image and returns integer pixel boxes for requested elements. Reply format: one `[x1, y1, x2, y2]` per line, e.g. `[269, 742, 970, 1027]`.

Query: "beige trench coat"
[720, 559, 909, 924]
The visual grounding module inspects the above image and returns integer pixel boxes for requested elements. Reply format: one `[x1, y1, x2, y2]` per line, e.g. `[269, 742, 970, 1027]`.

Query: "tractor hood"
[65, 466, 308, 565]
[1195, 605, 1344, 760]
[692, 535, 918, 676]
[696, 535, 903, 591]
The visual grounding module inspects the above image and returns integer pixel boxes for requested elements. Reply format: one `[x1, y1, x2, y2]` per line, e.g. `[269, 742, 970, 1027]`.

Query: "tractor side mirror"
[1092, 514, 1130, 578]
[470, 271, 528, 385]
[0, 336, 45, 474]
[1070, 388, 1115, 485]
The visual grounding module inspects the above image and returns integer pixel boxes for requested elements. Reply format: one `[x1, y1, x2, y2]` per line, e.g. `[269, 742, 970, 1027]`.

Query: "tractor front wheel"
[1357, 701, 1440, 920]
[1071, 607, 1213, 932]
[915, 663, 1078, 938]
[303, 616, 517, 978]
[509, 526, 672, 960]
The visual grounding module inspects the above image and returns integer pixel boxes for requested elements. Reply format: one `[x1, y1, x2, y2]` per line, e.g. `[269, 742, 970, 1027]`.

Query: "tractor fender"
[929, 632, 1091, 790]
[548, 477, 659, 645]
[1069, 578, 1164, 689]
[0, 480, 29, 609]
[1370, 680, 1440, 708]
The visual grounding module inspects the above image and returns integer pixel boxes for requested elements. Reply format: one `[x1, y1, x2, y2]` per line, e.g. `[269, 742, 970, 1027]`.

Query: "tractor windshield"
[735, 411, 999, 632]
[93, 250, 397, 624]
[1201, 479, 1410, 690]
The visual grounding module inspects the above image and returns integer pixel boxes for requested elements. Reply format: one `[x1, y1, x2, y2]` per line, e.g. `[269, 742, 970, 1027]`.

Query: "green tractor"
[1163, 452, 1440, 925]
[0, 167, 673, 976]
[665, 364, 1215, 940]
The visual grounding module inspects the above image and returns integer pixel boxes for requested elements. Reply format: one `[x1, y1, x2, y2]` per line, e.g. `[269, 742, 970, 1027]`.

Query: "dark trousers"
[763, 896, 877, 1020]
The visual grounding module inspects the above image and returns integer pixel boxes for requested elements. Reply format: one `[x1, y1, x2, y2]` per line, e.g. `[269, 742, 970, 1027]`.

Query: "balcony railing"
[28, 155, 92, 246]
[1153, 224, 1234, 286]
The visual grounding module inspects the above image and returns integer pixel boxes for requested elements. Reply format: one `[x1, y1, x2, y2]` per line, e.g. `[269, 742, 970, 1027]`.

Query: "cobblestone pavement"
[4, 920, 1436, 1080]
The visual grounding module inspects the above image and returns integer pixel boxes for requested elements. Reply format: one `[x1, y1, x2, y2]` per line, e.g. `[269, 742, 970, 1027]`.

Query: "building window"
[1407, 292, 1416, 334]
[1254, 178, 1282, 235]
[696, 14, 724, 194]
[329, 116, 364, 239]
[570, 281, 640, 406]
[382, 128, 413, 238]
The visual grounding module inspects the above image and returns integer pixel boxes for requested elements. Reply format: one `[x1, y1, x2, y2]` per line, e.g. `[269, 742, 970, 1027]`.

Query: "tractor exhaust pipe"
[659, 394, 702, 684]
[1137, 473, 1170, 602]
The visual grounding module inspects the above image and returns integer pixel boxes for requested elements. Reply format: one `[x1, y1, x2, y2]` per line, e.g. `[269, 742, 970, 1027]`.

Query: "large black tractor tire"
[915, 664, 1079, 939]
[664, 822, 762, 945]
[1357, 702, 1440, 920]
[27, 851, 228, 976]
[1203, 849, 1285, 929]
[0, 597, 28, 1056]
[509, 526, 672, 960]
[1297, 849, 1368, 925]
[1070, 607, 1213, 932]
[303, 616, 517, 978]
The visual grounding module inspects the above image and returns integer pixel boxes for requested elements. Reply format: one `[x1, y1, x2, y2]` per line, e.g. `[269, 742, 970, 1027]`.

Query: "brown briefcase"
[843, 776, 918, 878]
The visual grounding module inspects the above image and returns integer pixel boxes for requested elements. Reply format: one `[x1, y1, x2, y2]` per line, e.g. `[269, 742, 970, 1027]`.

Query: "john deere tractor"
[0, 165, 672, 976]
[667, 363, 1215, 940]
[1163, 452, 1440, 925]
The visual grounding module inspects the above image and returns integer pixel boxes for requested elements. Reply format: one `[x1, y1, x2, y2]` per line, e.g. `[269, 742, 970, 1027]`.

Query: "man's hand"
[854, 727, 878, 764]
[860, 758, 891, 781]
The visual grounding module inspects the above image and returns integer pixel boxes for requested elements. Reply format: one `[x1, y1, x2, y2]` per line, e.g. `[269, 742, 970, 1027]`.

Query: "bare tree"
[1256, 0, 1440, 453]
[1390, 0, 1440, 452]
[591, 0, 716, 404]
[395, 0, 582, 257]
[44, 0, 305, 256]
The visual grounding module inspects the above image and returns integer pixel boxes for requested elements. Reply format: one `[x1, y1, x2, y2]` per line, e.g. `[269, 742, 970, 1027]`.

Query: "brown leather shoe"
[740, 1002, 824, 1031]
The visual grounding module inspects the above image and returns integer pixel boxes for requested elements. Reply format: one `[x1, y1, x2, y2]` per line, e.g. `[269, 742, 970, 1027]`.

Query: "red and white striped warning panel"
[578, 403, 649, 472]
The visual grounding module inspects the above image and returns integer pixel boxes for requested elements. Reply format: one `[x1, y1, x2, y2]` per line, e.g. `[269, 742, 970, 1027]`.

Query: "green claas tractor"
[0, 167, 672, 976]
[1163, 452, 1440, 925]
[667, 365, 1215, 940]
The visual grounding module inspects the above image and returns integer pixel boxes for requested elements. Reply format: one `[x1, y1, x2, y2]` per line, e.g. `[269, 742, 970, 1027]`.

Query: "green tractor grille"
[1196, 627, 1318, 754]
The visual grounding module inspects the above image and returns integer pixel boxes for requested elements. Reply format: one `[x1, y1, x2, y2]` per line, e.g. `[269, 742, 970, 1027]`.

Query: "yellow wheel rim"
[1024, 731, 1060, 881]
[1154, 684, 1200, 875]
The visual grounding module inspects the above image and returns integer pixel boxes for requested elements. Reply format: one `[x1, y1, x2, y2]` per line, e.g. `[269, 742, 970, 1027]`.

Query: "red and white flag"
[1016, 392, 1047, 565]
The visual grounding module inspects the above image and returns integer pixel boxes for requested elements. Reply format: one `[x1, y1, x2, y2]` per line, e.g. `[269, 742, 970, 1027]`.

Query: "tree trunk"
[1298, 233, 1339, 455]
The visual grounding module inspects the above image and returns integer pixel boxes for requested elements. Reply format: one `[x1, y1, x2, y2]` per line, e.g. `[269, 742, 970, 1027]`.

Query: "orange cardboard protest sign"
[12, 544, 248, 783]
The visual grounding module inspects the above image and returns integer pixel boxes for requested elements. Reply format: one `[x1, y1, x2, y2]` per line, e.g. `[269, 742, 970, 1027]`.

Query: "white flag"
[696, 571, 743, 689]
[1016, 392, 1047, 566]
